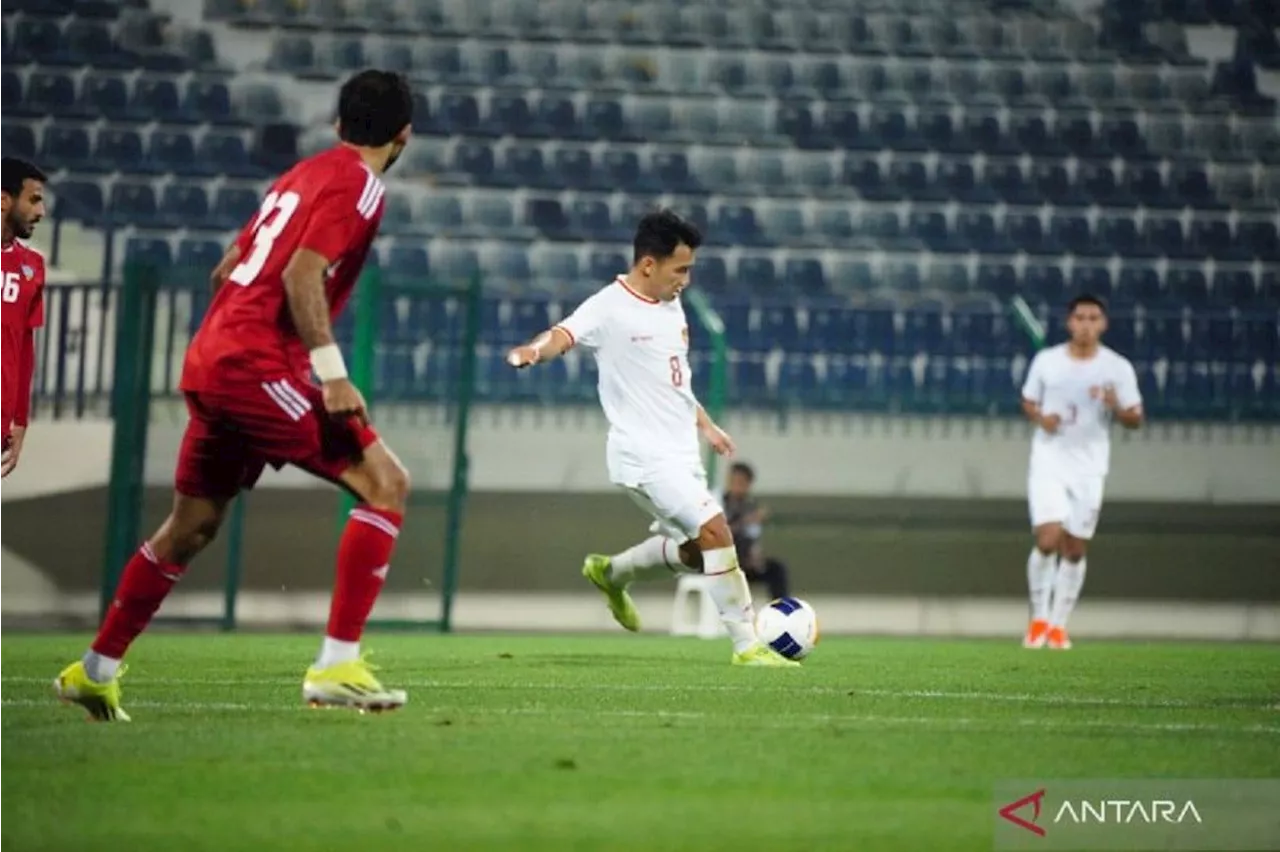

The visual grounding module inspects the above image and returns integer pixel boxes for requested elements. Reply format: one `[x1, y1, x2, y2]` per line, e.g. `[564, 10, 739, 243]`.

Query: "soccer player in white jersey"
[506, 210, 797, 667]
[1020, 294, 1144, 650]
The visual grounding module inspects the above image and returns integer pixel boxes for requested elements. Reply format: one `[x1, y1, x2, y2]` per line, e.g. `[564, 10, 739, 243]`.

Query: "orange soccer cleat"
[1022, 619, 1050, 649]
[1046, 626, 1073, 650]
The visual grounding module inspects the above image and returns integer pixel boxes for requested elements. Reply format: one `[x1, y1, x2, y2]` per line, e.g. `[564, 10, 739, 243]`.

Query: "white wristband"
[310, 344, 348, 382]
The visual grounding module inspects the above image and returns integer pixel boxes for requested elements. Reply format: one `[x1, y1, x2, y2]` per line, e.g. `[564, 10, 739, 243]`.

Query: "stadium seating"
[3, 0, 1277, 419]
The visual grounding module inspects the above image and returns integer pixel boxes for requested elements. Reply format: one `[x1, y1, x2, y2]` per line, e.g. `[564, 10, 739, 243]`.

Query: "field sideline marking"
[1, 676, 1271, 711]
[3, 698, 1277, 735]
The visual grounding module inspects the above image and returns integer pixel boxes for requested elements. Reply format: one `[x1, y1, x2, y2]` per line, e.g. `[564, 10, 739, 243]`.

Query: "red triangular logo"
[999, 788, 1047, 837]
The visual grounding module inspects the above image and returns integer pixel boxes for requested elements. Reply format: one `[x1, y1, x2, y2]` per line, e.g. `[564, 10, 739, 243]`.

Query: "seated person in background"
[722, 462, 791, 601]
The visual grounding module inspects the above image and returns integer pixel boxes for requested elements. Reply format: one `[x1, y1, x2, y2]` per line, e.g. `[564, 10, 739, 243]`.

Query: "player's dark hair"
[633, 209, 702, 263]
[1067, 294, 1108, 316]
[1, 158, 47, 197]
[730, 462, 755, 482]
[336, 70, 413, 147]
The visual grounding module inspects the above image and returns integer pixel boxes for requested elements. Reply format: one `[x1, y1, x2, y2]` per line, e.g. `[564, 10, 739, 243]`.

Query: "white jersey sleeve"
[1021, 351, 1047, 403]
[1112, 357, 1143, 411]
[555, 291, 612, 350]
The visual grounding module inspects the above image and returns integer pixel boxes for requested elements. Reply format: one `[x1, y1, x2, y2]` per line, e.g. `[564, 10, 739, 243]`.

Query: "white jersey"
[557, 276, 700, 486]
[1021, 344, 1142, 477]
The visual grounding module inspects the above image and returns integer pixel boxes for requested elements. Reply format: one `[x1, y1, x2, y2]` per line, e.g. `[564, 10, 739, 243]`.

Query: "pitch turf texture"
[3, 635, 1277, 851]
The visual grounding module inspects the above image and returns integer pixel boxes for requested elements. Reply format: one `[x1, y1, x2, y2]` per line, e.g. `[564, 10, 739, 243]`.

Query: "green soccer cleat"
[731, 643, 801, 668]
[54, 660, 132, 722]
[582, 554, 641, 632]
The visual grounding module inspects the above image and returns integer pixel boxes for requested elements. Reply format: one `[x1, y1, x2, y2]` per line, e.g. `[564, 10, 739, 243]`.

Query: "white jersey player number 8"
[229, 190, 301, 286]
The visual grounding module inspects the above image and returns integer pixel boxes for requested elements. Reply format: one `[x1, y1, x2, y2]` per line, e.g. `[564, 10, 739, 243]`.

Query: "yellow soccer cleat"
[731, 643, 801, 668]
[582, 554, 641, 632]
[54, 661, 132, 722]
[303, 657, 407, 713]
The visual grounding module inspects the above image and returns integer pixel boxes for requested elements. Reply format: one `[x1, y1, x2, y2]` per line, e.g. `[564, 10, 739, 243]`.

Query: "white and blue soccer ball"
[755, 597, 820, 660]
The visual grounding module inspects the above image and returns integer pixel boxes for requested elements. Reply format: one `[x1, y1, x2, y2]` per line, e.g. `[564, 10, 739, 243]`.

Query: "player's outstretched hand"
[322, 378, 368, 425]
[1039, 413, 1062, 434]
[1101, 384, 1120, 410]
[506, 346, 539, 369]
[702, 422, 736, 457]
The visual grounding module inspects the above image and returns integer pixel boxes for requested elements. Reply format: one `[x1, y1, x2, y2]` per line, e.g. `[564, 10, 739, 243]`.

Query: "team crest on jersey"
[21, 265, 34, 279]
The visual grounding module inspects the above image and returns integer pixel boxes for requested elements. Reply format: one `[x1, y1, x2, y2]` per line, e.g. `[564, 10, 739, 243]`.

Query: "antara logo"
[999, 788, 1204, 836]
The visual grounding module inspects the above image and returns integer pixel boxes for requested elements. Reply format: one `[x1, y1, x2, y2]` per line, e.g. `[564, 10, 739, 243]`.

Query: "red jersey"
[181, 146, 386, 390]
[1, 239, 45, 435]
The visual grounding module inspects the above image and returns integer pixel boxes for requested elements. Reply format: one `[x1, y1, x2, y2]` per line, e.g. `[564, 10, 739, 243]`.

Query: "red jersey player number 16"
[1, 157, 48, 479]
[54, 70, 420, 721]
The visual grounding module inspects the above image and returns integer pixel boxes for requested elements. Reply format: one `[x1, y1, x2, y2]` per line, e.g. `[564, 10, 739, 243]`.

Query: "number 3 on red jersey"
[230, 191, 302, 286]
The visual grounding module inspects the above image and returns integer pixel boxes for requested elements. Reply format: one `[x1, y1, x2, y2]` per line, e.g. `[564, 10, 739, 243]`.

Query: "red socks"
[92, 543, 184, 659]
[327, 506, 402, 641]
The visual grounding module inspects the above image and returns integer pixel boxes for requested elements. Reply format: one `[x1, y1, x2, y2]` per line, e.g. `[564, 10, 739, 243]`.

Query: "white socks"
[702, 546, 758, 653]
[315, 637, 360, 669]
[1027, 548, 1057, 622]
[82, 651, 121, 684]
[1050, 558, 1087, 628]
[608, 535, 685, 585]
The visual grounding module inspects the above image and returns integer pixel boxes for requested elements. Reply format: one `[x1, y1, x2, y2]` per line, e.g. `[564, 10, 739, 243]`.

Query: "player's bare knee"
[153, 498, 226, 565]
[677, 541, 703, 571]
[363, 459, 410, 512]
[1034, 525, 1062, 555]
[1061, 537, 1088, 563]
[696, 515, 734, 552]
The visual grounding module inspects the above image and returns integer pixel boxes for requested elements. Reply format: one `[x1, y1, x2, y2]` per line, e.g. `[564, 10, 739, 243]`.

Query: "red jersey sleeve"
[298, 167, 383, 263]
[28, 256, 44, 329]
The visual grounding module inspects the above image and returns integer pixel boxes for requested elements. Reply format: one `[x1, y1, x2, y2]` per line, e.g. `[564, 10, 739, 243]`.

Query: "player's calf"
[693, 515, 763, 655]
[73, 493, 227, 693]
[313, 442, 410, 675]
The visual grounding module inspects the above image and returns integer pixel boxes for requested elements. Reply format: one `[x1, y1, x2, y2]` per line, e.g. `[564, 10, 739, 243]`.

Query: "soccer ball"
[755, 597, 819, 660]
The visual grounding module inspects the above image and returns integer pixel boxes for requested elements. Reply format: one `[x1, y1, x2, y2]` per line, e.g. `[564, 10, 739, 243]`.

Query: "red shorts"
[175, 375, 379, 500]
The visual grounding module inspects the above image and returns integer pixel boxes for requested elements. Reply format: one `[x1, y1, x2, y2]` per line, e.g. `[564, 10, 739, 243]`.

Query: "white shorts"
[1028, 465, 1106, 540]
[622, 465, 724, 543]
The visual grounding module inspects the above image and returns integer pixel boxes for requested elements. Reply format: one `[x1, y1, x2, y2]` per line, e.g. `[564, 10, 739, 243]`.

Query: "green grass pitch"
[3, 634, 1277, 851]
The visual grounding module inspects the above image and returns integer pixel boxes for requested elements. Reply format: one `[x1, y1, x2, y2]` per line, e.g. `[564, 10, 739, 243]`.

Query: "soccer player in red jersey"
[55, 71, 416, 720]
[1, 157, 48, 479]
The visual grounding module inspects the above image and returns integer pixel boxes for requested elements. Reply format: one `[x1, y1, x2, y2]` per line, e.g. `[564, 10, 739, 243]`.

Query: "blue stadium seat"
[526, 198, 571, 240]
[268, 36, 315, 72]
[571, 199, 612, 242]
[976, 262, 1018, 301]
[758, 305, 800, 351]
[124, 236, 173, 271]
[63, 20, 131, 69]
[1050, 212, 1094, 255]
[197, 133, 261, 179]
[78, 75, 131, 121]
[804, 306, 852, 354]
[53, 179, 104, 223]
[94, 129, 148, 174]
[2, 125, 38, 160]
[1069, 264, 1113, 303]
[1212, 270, 1257, 307]
[184, 80, 236, 125]
[176, 238, 226, 279]
[718, 204, 764, 246]
[385, 245, 429, 287]
[779, 354, 819, 405]
[1024, 263, 1066, 307]
[600, 150, 643, 192]
[161, 184, 212, 230]
[455, 141, 495, 184]
[1116, 263, 1164, 307]
[13, 19, 63, 62]
[109, 182, 162, 228]
[1190, 218, 1240, 261]
[692, 255, 727, 294]
[1238, 221, 1279, 262]
[738, 255, 777, 296]
[1167, 268, 1210, 308]
[40, 126, 95, 172]
[211, 186, 260, 230]
[589, 250, 627, 283]
[129, 78, 185, 123]
[146, 129, 199, 176]
[731, 354, 769, 406]
[849, 303, 897, 355]
[1145, 216, 1191, 259]
[1, 72, 28, 118]
[25, 72, 78, 118]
